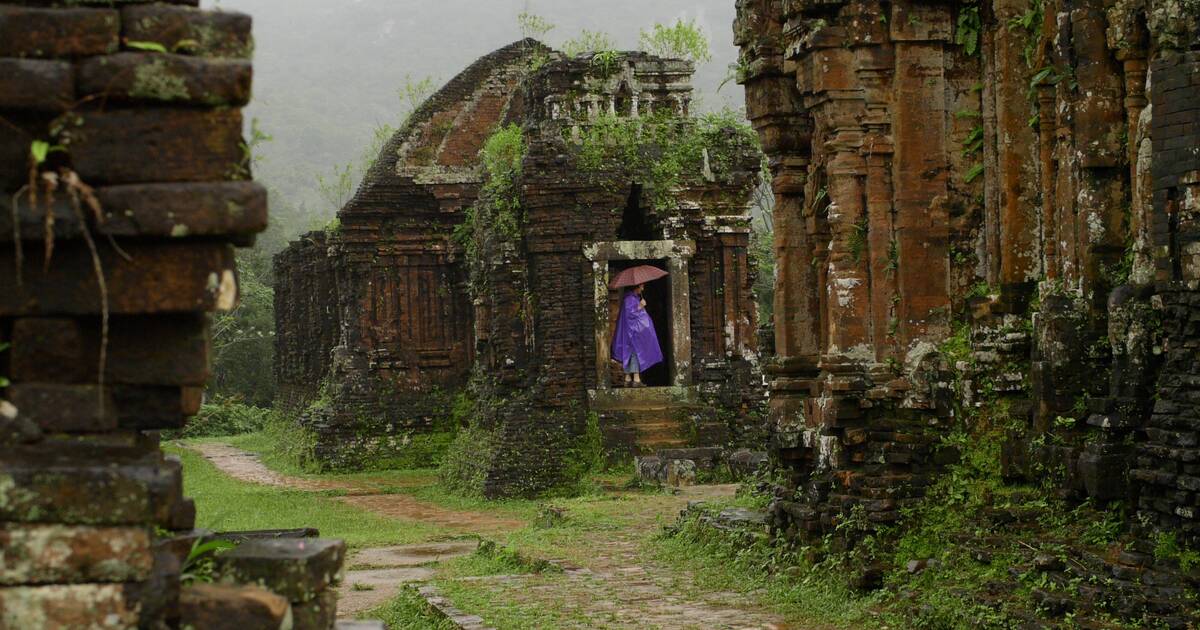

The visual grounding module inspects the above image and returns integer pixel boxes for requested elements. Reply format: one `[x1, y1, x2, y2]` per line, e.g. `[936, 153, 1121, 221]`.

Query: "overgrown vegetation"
[573, 109, 759, 211]
[454, 124, 527, 261]
[639, 18, 712, 63]
[164, 397, 272, 439]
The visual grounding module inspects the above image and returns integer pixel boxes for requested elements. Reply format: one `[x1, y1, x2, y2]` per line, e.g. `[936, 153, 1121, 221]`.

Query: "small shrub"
[639, 18, 712, 63]
[168, 397, 272, 439]
[439, 420, 501, 496]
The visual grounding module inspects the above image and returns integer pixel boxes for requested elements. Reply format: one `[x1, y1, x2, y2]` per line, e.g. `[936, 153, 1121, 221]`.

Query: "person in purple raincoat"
[611, 283, 664, 387]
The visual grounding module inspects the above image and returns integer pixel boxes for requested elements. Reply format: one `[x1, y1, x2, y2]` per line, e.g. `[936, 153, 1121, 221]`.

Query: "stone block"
[336, 622, 387, 630]
[77, 52, 253, 106]
[70, 108, 244, 185]
[180, 583, 291, 630]
[0, 242, 238, 316]
[1079, 449, 1131, 501]
[0, 58, 74, 110]
[0, 446, 180, 525]
[6, 384, 118, 433]
[122, 5, 253, 58]
[0, 524, 152, 585]
[213, 538, 346, 603]
[96, 181, 268, 238]
[0, 6, 118, 58]
[8, 318, 88, 383]
[291, 588, 337, 630]
[114, 386, 203, 430]
[0, 181, 268, 241]
[0, 583, 139, 628]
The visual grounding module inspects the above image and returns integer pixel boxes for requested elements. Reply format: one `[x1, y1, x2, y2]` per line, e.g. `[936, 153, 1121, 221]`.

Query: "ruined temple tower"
[735, 0, 1200, 548]
[274, 41, 765, 492]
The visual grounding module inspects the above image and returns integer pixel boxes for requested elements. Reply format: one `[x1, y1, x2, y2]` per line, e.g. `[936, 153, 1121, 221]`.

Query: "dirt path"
[189, 442, 794, 628]
[189, 442, 524, 534]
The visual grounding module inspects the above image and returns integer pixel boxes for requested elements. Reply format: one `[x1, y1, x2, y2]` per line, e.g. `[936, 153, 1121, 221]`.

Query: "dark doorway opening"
[609, 258, 672, 387]
[618, 184, 656, 241]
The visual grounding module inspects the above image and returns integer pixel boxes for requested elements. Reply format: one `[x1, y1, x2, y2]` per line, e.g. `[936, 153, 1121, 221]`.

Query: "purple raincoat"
[612, 291, 664, 373]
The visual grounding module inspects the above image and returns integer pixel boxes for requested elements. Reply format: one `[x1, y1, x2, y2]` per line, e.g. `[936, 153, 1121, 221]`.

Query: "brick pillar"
[0, 2, 267, 625]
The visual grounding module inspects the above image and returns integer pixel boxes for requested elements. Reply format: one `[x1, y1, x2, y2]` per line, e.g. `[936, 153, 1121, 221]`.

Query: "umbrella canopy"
[609, 265, 668, 289]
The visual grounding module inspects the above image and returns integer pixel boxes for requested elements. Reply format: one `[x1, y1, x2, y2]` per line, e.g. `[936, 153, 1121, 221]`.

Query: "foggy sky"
[215, 0, 745, 222]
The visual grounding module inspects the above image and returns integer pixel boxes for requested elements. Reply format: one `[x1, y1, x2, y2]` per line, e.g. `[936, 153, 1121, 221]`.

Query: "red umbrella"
[609, 265, 668, 289]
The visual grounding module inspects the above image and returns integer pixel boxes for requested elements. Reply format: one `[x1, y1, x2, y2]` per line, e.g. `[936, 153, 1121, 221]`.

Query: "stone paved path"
[190, 442, 799, 629]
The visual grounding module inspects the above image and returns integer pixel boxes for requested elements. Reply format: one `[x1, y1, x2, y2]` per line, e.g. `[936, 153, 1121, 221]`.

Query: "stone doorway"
[584, 240, 694, 391]
[609, 258, 672, 387]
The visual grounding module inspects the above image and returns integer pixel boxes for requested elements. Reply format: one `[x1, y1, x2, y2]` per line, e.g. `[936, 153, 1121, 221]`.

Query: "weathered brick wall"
[273, 230, 339, 414]
[1131, 51, 1200, 542]
[273, 41, 542, 469]
[736, 0, 1200, 546]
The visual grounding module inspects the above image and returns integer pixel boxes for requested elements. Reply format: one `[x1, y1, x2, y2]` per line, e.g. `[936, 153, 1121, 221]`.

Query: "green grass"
[167, 444, 443, 549]
[362, 586, 457, 630]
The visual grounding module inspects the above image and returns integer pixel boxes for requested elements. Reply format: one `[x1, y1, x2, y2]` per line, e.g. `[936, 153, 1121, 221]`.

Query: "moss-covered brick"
[0, 447, 180, 525]
[0, 524, 153, 585]
[121, 4, 252, 59]
[213, 538, 346, 603]
[0, 583, 139, 629]
[77, 52, 253, 106]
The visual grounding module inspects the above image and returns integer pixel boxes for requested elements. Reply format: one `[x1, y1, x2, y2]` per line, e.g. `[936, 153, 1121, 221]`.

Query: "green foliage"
[847, 216, 869, 264]
[363, 585, 457, 630]
[963, 162, 984, 184]
[961, 124, 984, 157]
[230, 118, 271, 181]
[438, 420, 501, 497]
[180, 538, 237, 586]
[1008, 0, 1045, 68]
[167, 398, 272, 439]
[126, 40, 169, 53]
[955, 5, 982, 56]
[208, 248, 275, 406]
[517, 11, 555, 41]
[1154, 532, 1200, 571]
[561, 30, 616, 57]
[560, 413, 605, 486]
[456, 124, 527, 264]
[639, 18, 712, 64]
[751, 220, 775, 322]
[573, 109, 759, 212]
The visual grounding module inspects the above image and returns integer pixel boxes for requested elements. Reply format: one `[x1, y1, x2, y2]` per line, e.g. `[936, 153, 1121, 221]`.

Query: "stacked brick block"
[0, 2, 348, 627]
[1132, 51, 1200, 542]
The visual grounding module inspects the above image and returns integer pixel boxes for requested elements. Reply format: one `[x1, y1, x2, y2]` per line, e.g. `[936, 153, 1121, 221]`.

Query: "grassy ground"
[166, 443, 444, 548]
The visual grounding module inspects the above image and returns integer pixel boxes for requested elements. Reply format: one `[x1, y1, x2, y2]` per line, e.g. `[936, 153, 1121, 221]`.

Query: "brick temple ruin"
[0, 2, 352, 628]
[735, 0, 1200, 622]
[274, 41, 766, 491]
